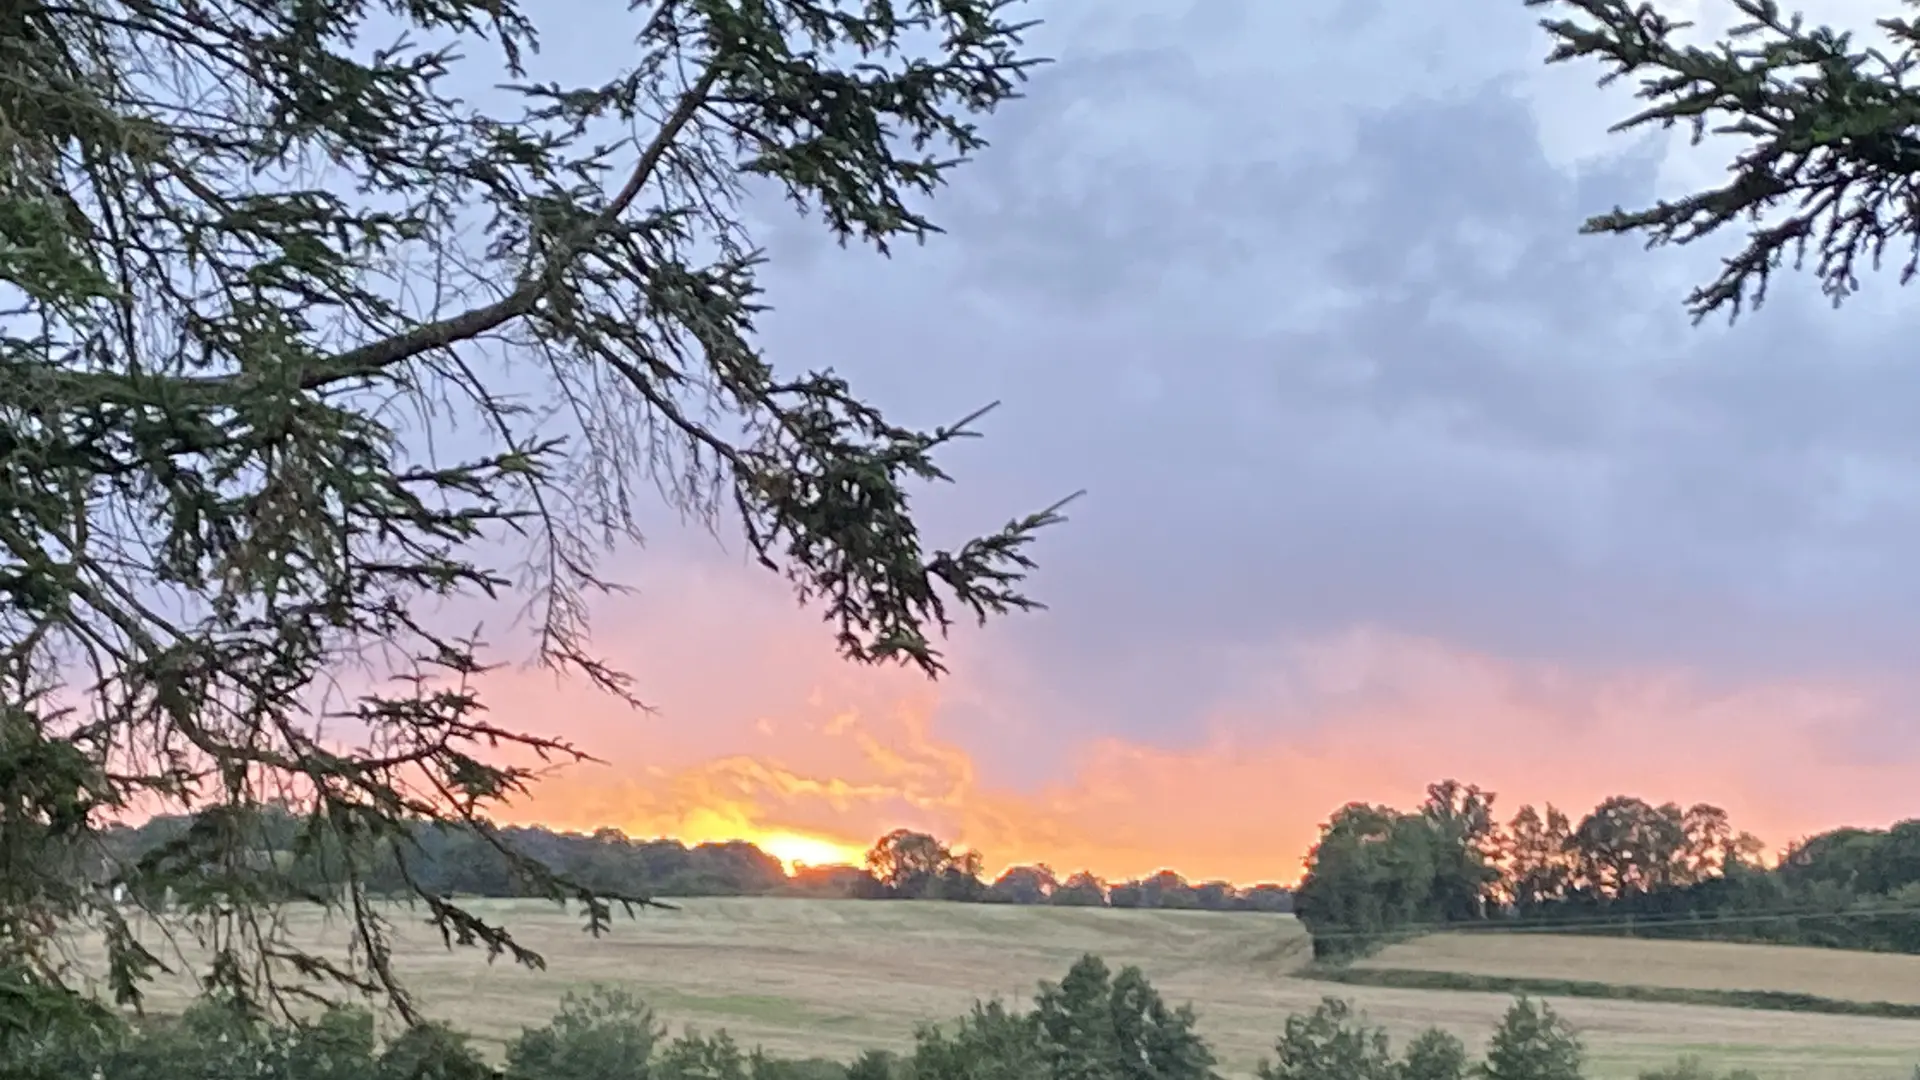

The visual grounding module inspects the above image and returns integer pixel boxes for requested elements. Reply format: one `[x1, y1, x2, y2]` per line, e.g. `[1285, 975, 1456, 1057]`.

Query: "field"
[67, 898, 1920, 1079]
[1357, 931, 1920, 1007]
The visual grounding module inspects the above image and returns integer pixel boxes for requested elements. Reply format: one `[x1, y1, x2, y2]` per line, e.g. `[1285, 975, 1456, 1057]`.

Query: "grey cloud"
[732, 0, 1920, 757]
[199, 0, 1920, 782]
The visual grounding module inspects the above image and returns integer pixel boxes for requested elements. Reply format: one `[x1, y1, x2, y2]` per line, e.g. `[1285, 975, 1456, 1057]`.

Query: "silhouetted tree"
[788, 864, 881, 899]
[1570, 796, 1688, 898]
[1050, 872, 1109, 907]
[1139, 870, 1200, 909]
[861, 830, 984, 899]
[1238, 884, 1296, 914]
[935, 850, 988, 902]
[1195, 881, 1236, 911]
[1420, 780, 1502, 920]
[0, 0, 1070, 1019]
[863, 830, 949, 897]
[1295, 803, 1449, 959]
[1502, 804, 1575, 911]
[1299, 776, 1920, 956]
[990, 865, 1058, 905]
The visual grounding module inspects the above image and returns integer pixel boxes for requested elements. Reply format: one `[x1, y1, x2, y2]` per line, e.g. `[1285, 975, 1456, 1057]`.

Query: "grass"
[1355, 932, 1920, 1006]
[59, 898, 1920, 1079]
[1305, 966, 1920, 1020]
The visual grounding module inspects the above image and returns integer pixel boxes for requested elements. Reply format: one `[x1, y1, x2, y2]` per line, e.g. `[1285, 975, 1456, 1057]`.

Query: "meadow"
[1355, 931, 1920, 1007]
[69, 898, 1920, 1079]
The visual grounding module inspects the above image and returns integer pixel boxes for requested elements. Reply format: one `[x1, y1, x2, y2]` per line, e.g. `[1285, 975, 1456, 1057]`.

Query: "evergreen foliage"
[1531, 0, 1920, 320]
[0, 0, 1071, 1018]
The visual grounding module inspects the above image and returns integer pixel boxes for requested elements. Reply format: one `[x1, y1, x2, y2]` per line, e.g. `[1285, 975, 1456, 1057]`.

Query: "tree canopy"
[0, 0, 1072, 1019]
[1289, 777, 1920, 960]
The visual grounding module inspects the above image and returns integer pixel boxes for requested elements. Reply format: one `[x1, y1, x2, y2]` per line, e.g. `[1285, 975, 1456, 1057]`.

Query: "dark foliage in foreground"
[1, 0, 1073, 1023]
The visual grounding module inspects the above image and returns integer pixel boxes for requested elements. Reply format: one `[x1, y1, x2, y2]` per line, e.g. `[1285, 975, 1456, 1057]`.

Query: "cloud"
[734, 0, 1920, 741]
[500, 560, 1920, 884]
[433, 0, 1920, 873]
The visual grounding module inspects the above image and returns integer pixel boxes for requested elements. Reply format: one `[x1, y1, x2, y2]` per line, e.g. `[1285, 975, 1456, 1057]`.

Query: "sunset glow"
[751, 831, 869, 872]
[470, 557, 1920, 890]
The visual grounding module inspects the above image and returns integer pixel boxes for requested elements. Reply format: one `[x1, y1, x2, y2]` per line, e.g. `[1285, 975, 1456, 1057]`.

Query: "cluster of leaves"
[1, 0, 1071, 1019]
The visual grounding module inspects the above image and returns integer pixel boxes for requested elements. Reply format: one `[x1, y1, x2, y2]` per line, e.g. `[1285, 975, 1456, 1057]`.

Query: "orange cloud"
[473, 553, 1920, 885]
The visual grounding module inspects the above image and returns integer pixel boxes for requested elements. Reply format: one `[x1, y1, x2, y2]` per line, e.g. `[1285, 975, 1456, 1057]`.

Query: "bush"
[506, 986, 660, 1080]
[1257, 999, 1472, 1080]
[378, 1021, 494, 1080]
[908, 1000, 1045, 1080]
[908, 954, 1217, 1080]
[845, 1049, 897, 1080]
[1257, 998, 1397, 1080]
[1479, 997, 1582, 1080]
[653, 1028, 753, 1080]
[1401, 1029, 1470, 1080]
[753, 1053, 853, 1080]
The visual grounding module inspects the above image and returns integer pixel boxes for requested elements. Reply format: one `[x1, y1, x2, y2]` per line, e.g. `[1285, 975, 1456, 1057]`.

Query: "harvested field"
[1357, 931, 1920, 1007]
[61, 898, 1920, 1079]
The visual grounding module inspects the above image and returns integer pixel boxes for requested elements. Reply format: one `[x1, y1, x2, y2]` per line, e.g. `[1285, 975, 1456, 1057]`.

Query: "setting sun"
[752, 831, 867, 872]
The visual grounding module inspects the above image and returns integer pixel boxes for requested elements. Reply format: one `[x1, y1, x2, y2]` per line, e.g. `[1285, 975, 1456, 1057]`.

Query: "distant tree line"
[92, 812, 1291, 913]
[95, 812, 793, 903]
[1295, 780, 1920, 960]
[839, 828, 1293, 912]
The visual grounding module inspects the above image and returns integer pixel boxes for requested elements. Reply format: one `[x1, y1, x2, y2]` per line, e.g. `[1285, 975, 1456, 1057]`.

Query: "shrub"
[1035, 955, 1216, 1080]
[909, 954, 1216, 1080]
[654, 1028, 753, 1080]
[1256, 997, 1398, 1080]
[1479, 997, 1582, 1080]
[908, 1000, 1045, 1080]
[506, 986, 660, 1080]
[753, 1053, 853, 1080]
[1402, 1028, 1470, 1080]
[378, 1021, 494, 1080]
[845, 1049, 897, 1080]
[288, 1007, 381, 1080]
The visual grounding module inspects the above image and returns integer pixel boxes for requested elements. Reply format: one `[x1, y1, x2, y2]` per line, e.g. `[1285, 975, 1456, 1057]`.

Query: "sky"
[449, 0, 1920, 885]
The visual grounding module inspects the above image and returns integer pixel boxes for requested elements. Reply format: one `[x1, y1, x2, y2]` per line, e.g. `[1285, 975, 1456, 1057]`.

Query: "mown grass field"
[66, 898, 1920, 1079]
[1357, 931, 1920, 1007]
